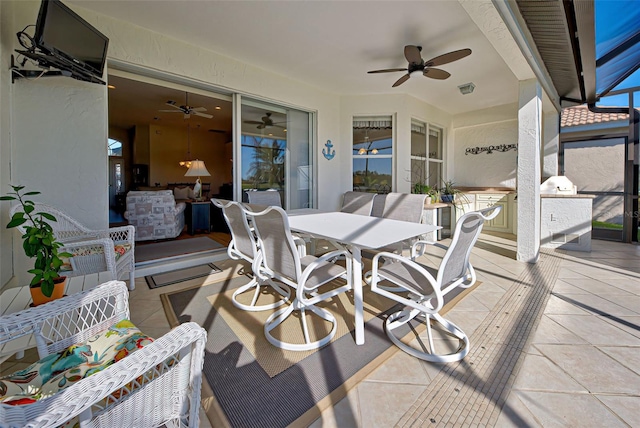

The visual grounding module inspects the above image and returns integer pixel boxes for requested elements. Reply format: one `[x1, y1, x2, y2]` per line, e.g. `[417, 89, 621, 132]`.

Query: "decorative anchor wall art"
[465, 143, 517, 155]
[323, 140, 336, 160]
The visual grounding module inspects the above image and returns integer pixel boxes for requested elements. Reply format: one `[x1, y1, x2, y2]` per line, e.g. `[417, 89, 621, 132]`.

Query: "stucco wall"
[340, 94, 452, 204]
[452, 104, 518, 188]
[1, 1, 110, 289]
[0, 1, 14, 287]
[73, 4, 343, 211]
[563, 137, 625, 224]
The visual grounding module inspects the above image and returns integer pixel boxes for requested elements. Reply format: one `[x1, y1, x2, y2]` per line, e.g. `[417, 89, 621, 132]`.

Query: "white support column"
[517, 79, 542, 263]
[542, 111, 560, 178]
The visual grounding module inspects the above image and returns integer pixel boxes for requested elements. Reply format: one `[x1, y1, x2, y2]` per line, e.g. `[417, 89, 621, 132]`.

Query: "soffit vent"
[515, 0, 584, 103]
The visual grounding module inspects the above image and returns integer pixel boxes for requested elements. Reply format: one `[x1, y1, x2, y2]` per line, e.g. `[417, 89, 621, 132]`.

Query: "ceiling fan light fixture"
[458, 82, 475, 95]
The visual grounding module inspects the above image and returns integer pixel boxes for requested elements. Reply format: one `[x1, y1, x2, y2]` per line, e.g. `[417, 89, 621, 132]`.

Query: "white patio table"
[0, 271, 113, 363]
[287, 211, 439, 345]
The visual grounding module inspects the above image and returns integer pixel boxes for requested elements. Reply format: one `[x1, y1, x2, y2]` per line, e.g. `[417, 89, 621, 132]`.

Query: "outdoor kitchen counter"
[541, 194, 596, 198]
[455, 187, 516, 194]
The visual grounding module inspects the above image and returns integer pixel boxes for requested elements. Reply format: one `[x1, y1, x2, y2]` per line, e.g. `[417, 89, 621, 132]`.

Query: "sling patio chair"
[244, 189, 282, 207]
[340, 191, 377, 216]
[9, 203, 136, 290]
[211, 198, 290, 311]
[361, 192, 429, 273]
[366, 206, 501, 363]
[246, 205, 353, 351]
[0, 281, 206, 427]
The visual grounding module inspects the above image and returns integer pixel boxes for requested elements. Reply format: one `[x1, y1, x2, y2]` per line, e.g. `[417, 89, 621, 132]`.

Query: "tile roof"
[561, 105, 629, 127]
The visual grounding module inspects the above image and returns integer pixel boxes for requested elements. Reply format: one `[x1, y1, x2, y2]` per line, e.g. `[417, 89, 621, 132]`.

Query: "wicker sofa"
[124, 190, 186, 241]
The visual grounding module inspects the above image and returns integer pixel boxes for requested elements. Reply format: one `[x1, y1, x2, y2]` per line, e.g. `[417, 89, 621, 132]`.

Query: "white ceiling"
[74, 0, 519, 116]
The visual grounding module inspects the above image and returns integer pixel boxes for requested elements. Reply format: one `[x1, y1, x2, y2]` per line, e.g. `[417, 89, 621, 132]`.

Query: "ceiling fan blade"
[194, 111, 213, 119]
[404, 45, 422, 64]
[367, 68, 407, 74]
[392, 73, 411, 87]
[158, 110, 183, 113]
[424, 48, 472, 67]
[191, 107, 207, 112]
[244, 120, 264, 125]
[165, 102, 183, 110]
[423, 68, 451, 80]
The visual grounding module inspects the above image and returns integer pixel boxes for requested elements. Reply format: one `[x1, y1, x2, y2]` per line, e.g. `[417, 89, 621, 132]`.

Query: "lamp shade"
[184, 159, 211, 177]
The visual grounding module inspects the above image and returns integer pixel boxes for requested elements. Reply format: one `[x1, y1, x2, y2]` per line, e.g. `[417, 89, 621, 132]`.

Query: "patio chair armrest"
[411, 239, 448, 259]
[0, 281, 129, 358]
[106, 225, 135, 244]
[59, 238, 118, 279]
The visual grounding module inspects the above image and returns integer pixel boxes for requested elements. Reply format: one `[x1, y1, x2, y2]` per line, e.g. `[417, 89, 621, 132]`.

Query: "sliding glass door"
[238, 98, 313, 209]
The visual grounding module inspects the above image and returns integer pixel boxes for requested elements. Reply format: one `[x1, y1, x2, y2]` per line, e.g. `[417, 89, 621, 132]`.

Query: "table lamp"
[184, 159, 211, 200]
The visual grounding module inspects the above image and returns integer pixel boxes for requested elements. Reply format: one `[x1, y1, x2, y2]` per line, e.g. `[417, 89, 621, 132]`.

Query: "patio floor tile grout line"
[396, 249, 563, 427]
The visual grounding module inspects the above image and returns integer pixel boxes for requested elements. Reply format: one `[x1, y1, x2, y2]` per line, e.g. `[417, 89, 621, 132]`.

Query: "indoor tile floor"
[2, 234, 639, 427]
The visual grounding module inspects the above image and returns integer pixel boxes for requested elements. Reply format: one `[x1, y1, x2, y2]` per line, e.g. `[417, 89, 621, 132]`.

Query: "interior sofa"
[124, 190, 186, 241]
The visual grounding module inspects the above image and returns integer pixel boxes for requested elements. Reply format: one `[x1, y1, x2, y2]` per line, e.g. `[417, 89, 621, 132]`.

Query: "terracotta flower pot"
[30, 276, 67, 306]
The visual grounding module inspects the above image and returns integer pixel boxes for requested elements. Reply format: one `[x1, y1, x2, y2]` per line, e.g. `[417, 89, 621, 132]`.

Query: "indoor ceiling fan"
[159, 93, 213, 119]
[243, 112, 286, 129]
[367, 45, 472, 88]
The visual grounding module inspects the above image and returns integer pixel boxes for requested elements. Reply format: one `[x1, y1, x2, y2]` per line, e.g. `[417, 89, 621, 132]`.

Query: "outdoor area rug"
[136, 236, 226, 263]
[145, 263, 222, 289]
[160, 273, 480, 428]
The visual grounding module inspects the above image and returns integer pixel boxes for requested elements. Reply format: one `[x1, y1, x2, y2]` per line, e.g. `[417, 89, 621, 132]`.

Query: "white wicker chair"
[10, 203, 136, 290]
[366, 206, 501, 363]
[0, 281, 206, 428]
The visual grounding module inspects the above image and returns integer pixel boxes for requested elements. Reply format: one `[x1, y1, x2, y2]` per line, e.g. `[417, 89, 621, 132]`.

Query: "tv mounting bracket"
[10, 52, 105, 85]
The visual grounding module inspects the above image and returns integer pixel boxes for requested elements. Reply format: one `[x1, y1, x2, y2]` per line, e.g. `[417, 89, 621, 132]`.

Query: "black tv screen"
[34, 0, 109, 77]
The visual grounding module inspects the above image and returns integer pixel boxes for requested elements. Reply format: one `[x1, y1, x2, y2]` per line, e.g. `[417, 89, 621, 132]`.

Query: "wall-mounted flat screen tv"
[34, 0, 109, 78]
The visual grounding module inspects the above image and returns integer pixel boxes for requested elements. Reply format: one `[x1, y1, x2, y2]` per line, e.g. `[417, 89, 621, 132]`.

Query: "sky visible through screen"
[595, 0, 640, 107]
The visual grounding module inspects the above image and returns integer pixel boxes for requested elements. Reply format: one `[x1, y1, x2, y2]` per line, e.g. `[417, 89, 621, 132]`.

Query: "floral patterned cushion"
[0, 319, 153, 406]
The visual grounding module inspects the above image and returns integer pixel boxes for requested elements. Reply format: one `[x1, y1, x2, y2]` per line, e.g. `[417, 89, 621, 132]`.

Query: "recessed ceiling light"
[283, 129, 287, 132]
[215, 106, 221, 110]
[107, 84, 116, 89]
[268, 133, 273, 136]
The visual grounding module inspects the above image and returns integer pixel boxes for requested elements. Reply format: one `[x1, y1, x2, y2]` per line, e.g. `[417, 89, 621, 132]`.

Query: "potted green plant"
[440, 179, 459, 203]
[413, 183, 438, 204]
[1, 185, 71, 305]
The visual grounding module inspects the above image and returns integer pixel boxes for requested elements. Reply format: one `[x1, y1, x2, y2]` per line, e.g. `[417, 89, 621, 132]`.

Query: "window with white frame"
[352, 116, 393, 194]
[410, 120, 443, 192]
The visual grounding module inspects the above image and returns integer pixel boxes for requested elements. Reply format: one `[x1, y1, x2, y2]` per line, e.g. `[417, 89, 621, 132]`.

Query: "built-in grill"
[539, 175, 593, 252]
[540, 175, 577, 195]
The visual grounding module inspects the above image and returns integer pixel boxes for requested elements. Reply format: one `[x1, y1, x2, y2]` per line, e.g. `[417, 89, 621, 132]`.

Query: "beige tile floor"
[310, 234, 640, 428]
[2, 234, 639, 427]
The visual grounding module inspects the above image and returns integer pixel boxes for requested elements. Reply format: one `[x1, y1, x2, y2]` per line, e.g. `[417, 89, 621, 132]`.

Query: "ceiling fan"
[243, 112, 285, 129]
[367, 45, 472, 88]
[159, 93, 213, 119]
